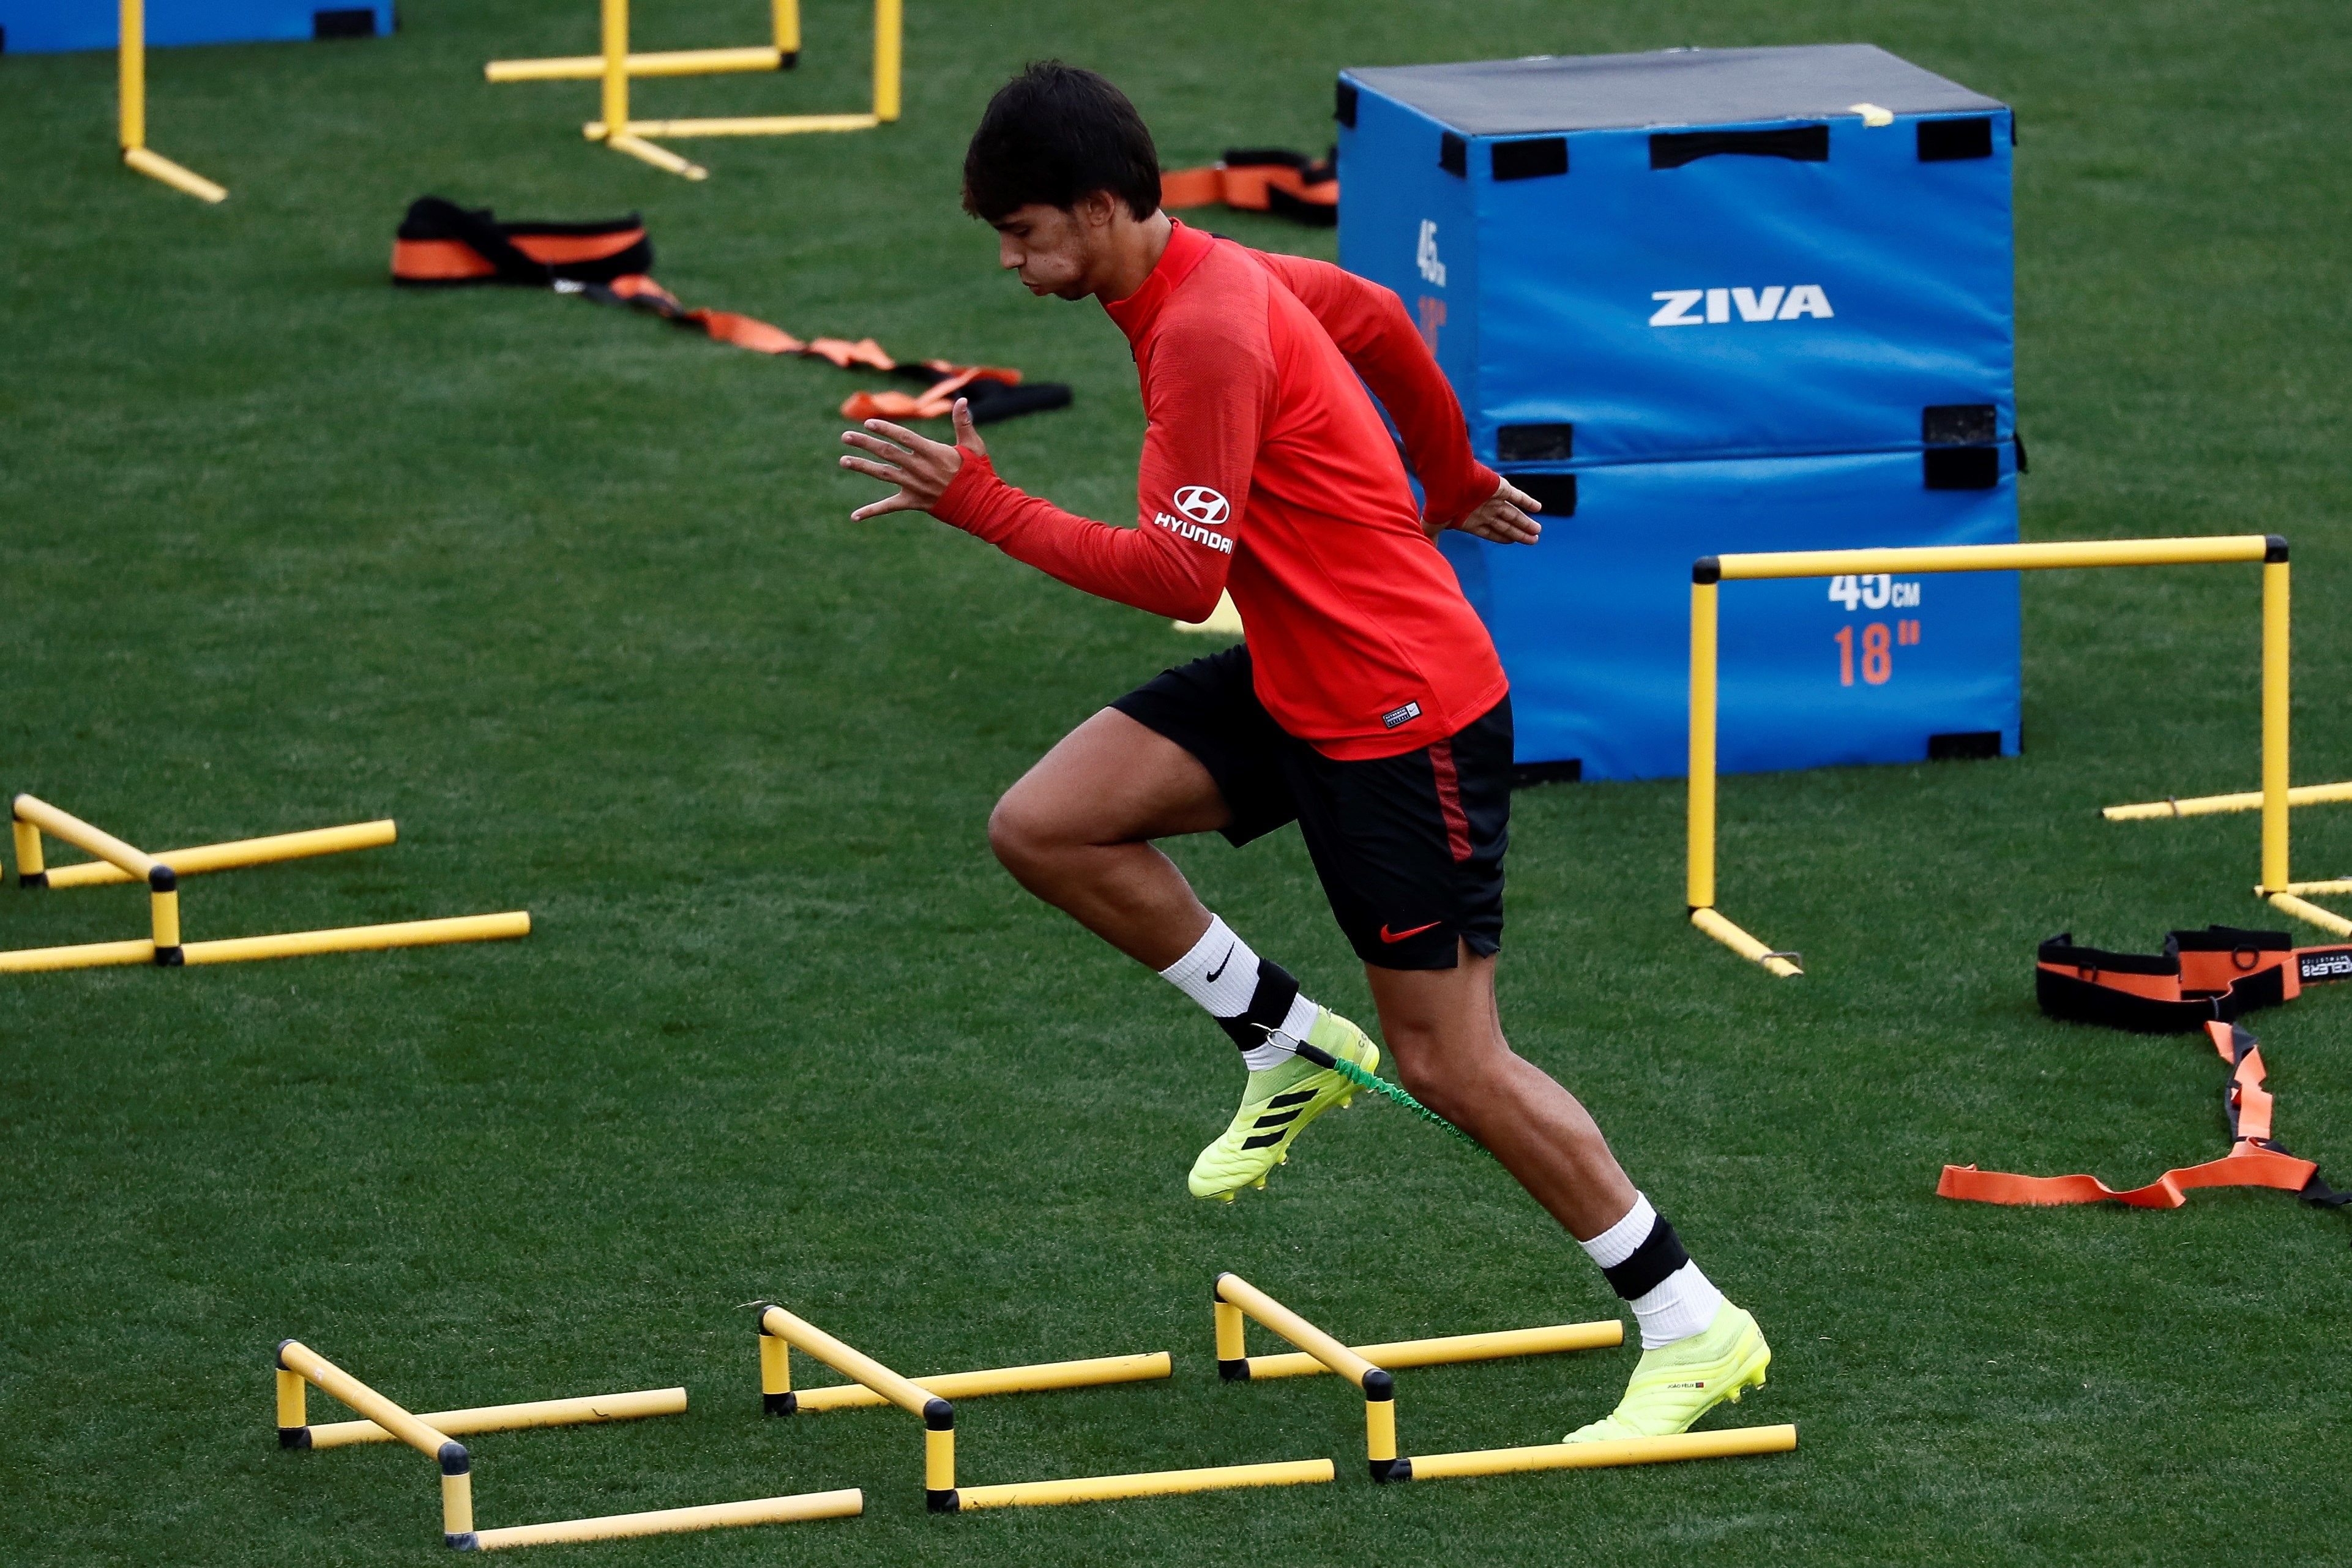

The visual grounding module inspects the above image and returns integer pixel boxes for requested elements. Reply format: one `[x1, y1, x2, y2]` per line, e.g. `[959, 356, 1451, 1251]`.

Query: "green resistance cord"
[1292, 1039, 1487, 1155]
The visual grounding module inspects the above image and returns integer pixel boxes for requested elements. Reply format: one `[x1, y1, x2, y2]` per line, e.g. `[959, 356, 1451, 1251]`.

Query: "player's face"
[989, 202, 1107, 301]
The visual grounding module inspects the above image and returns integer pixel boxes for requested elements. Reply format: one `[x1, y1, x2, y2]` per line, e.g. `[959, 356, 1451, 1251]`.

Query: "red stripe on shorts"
[1429, 739, 1473, 863]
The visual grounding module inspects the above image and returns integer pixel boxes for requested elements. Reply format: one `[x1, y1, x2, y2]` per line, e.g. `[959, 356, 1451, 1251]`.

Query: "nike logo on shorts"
[1379, 920, 1442, 943]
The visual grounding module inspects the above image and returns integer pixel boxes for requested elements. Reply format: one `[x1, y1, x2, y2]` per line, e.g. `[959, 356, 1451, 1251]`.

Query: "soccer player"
[838, 62, 1771, 1441]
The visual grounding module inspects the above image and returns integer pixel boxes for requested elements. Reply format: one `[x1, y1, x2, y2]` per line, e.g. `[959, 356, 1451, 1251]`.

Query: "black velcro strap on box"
[1439, 132, 1467, 177]
[1496, 424, 1572, 463]
[1651, 124, 1827, 170]
[1335, 80, 1358, 128]
[1924, 446, 1999, 490]
[1492, 137, 1567, 182]
[1923, 404, 1997, 446]
[1503, 471, 1577, 518]
[1918, 116, 1995, 162]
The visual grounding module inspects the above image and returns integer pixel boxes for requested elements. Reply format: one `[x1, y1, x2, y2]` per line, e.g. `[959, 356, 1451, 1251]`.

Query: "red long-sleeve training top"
[932, 219, 1506, 760]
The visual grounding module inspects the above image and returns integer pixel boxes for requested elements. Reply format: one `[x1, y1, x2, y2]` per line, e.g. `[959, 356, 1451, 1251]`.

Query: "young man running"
[838, 62, 1771, 1441]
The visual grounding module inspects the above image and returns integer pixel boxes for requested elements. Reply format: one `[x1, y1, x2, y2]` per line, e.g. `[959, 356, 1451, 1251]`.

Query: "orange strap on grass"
[1939, 1020, 2345, 1214]
[1161, 148, 1337, 226]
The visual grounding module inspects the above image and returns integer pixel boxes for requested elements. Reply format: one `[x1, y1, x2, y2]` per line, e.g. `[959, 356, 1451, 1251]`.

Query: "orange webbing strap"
[1939, 1021, 2348, 1212]
[588, 278, 1053, 424]
[1162, 147, 1337, 225]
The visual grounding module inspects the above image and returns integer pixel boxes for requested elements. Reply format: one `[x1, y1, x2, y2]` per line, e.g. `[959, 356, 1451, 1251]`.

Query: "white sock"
[1578, 1192, 1727, 1350]
[1158, 916, 1311, 1071]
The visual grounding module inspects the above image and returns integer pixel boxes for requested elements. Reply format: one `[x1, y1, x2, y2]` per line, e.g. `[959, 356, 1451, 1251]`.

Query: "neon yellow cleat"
[1563, 1301, 1771, 1441]
[1187, 1009, 1379, 1201]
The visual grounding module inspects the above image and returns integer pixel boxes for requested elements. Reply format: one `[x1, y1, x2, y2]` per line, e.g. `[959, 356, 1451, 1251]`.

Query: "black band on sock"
[1216, 960, 1302, 1052]
[1601, 1215, 1691, 1301]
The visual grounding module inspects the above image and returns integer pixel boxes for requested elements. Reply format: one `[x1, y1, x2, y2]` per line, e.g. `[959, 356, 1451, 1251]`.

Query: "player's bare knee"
[985, 791, 1058, 878]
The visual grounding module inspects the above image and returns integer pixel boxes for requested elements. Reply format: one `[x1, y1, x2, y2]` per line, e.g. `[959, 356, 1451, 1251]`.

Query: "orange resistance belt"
[390, 197, 1071, 425]
[2035, 925, 2352, 1033]
[1160, 147, 1337, 226]
[1938, 1019, 2346, 1211]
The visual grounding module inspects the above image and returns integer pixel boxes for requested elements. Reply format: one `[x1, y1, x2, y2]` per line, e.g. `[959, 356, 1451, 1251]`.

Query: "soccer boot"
[1563, 1300, 1771, 1441]
[1187, 1009, 1380, 1201]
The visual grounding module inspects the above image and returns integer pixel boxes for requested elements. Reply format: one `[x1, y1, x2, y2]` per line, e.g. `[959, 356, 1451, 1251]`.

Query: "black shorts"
[1111, 646, 1510, 970]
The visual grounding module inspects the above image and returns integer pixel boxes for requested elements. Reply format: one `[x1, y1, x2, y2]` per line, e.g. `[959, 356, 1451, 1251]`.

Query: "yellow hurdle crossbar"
[783, 1353, 1171, 1412]
[488, 0, 802, 81]
[758, 1301, 1330, 1511]
[1211, 1272, 1793, 1485]
[1235, 1320, 1622, 1380]
[2105, 780, 2352, 821]
[30, 819, 395, 888]
[277, 1338, 857, 1550]
[497, 0, 902, 179]
[1687, 534, 2305, 974]
[118, 0, 228, 202]
[298, 1386, 687, 1449]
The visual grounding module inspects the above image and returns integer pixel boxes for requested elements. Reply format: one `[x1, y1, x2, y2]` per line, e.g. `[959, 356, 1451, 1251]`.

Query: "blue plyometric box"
[1338, 44, 2022, 777]
[1439, 448, 2022, 782]
[0, 2, 393, 53]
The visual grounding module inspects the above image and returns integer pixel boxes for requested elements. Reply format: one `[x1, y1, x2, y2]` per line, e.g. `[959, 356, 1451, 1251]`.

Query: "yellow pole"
[2268, 891, 2352, 938]
[39, 820, 397, 889]
[275, 1341, 460, 1461]
[755, 1306, 939, 1418]
[761, 1326, 794, 1414]
[872, 0, 902, 122]
[12, 794, 157, 880]
[1212, 1275, 1378, 1388]
[1398, 1422, 1798, 1479]
[305, 1387, 688, 1449]
[1714, 535, 2270, 580]
[1239, 1321, 1621, 1380]
[774, 0, 802, 58]
[925, 1424, 956, 1500]
[2105, 780, 2352, 821]
[1687, 575, 1719, 911]
[149, 869, 182, 965]
[952, 1460, 1336, 1510]
[1214, 1294, 1249, 1377]
[12, 817, 46, 886]
[2260, 551, 2291, 892]
[0, 938, 158, 974]
[442, 1468, 475, 1544]
[469, 1490, 864, 1550]
[119, 0, 145, 151]
[786, 1353, 1171, 1412]
[600, 0, 629, 141]
[179, 911, 529, 966]
[277, 1368, 308, 1441]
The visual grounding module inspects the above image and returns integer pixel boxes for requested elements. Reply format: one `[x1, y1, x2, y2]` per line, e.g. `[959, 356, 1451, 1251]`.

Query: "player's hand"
[1441, 476, 1543, 545]
[838, 398, 988, 520]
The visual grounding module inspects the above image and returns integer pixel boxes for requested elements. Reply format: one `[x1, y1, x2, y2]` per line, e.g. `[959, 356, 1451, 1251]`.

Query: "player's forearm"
[933, 454, 1226, 622]
[1346, 291, 1498, 527]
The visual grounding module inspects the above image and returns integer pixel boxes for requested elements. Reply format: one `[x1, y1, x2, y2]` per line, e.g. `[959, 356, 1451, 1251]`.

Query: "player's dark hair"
[961, 61, 1161, 223]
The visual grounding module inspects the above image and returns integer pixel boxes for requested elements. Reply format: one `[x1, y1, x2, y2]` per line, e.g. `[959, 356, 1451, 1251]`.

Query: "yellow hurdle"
[118, 0, 228, 202]
[758, 1300, 1332, 1511]
[1686, 535, 2305, 974]
[6, 794, 528, 976]
[1212, 1272, 1792, 1487]
[540, 0, 900, 177]
[277, 1338, 852, 1550]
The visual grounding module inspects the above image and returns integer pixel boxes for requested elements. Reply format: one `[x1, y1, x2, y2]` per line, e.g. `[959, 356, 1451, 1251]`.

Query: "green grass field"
[4, 1, 2349, 1562]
